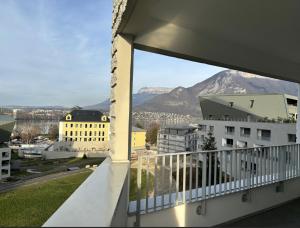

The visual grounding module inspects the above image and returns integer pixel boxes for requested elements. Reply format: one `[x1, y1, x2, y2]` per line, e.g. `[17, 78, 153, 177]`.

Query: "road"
[0, 168, 92, 193]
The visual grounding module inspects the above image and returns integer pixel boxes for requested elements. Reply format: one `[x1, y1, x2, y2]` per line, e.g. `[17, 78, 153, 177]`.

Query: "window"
[71, 124, 73, 128]
[94, 124, 97, 128]
[94, 131, 97, 136]
[89, 138, 92, 141]
[80, 131, 82, 136]
[99, 131, 101, 136]
[90, 124, 92, 128]
[85, 124, 88, 128]
[102, 124, 105, 128]
[70, 131, 73, 136]
[65, 131, 68, 136]
[80, 124, 82, 128]
[99, 138, 101, 141]
[75, 131, 78, 136]
[199, 124, 207, 132]
[209, 126, 214, 132]
[257, 129, 271, 141]
[76, 124, 78, 128]
[225, 126, 235, 135]
[99, 124, 101, 128]
[222, 138, 233, 147]
[89, 131, 92, 136]
[288, 134, 296, 143]
[102, 132, 105, 136]
[84, 138, 87, 142]
[65, 138, 67, 142]
[65, 124, 68, 128]
[240, 127, 251, 137]
[70, 138, 73, 141]
[102, 138, 104, 141]
[85, 131, 87, 136]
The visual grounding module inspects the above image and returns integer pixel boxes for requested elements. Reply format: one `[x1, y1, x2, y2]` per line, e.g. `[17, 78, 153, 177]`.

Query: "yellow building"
[59, 110, 146, 149]
[59, 110, 110, 143]
[131, 127, 146, 149]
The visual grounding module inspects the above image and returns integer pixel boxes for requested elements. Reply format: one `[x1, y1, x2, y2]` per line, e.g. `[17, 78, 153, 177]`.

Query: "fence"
[131, 144, 300, 216]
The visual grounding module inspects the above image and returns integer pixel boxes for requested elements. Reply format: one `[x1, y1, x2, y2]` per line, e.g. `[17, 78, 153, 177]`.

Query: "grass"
[130, 168, 154, 201]
[0, 169, 92, 227]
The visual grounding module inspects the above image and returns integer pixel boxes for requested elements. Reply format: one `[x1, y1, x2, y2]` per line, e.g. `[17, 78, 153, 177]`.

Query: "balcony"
[44, 144, 300, 227]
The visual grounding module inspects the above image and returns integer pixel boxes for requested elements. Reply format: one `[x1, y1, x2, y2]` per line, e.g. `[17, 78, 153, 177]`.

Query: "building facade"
[157, 126, 198, 153]
[59, 110, 110, 143]
[200, 94, 298, 121]
[131, 127, 146, 149]
[59, 110, 146, 150]
[0, 147, 10, 180]
[197, 120, 296, 150]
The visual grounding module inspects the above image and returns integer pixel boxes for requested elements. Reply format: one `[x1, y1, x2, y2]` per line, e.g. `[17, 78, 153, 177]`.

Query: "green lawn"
[0, 170, 92, 227]
[130, 168, 154, 201]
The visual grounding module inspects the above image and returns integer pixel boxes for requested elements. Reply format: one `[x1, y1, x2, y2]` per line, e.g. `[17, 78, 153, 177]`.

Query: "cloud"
[0, 0, 112, 107]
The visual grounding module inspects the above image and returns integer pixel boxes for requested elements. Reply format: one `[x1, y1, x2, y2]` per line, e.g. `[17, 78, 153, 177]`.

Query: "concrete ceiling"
[120, 0, 300, 83]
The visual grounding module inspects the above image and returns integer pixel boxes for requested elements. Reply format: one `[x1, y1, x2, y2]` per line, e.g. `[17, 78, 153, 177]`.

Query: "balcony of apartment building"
[240, 127, 251, 138]
[44, 1, 300, 227]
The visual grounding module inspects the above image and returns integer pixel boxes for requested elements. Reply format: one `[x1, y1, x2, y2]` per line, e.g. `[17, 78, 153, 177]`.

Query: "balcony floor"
[222, 197, 300, 227]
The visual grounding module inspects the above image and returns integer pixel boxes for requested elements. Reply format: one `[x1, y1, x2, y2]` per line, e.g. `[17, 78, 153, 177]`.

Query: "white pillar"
[109, 34, 134, 162]
[297, 84, 300, 143]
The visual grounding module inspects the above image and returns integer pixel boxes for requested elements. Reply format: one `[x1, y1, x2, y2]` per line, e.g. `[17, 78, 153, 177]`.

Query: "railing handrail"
[133, 143, 300, 217]
[138, 143, 300, 158]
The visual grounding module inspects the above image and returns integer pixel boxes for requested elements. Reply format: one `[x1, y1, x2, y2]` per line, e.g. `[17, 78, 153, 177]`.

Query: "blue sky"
[0, 0, 225, 107]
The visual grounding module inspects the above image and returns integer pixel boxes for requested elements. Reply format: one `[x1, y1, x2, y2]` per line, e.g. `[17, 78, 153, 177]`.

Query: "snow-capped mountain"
[138, 87, 174, 94]
[134, 70, 298, 115]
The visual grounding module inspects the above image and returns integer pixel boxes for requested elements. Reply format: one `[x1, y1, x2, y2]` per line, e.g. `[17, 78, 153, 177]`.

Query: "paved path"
[0, 169, 91, 193]
[221, 197, 300, 227]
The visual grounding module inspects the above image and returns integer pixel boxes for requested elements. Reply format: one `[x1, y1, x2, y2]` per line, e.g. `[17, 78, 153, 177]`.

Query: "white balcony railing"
[131, 144, 300, 220]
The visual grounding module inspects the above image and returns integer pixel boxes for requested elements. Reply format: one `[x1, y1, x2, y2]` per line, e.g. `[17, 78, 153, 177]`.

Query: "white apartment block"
[197, 120, 296, 150]
[0, 147, 10, 180]
[157, 126, 198, 153]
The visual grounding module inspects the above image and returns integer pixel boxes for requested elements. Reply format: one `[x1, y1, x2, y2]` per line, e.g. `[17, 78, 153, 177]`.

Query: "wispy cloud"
[0, 0, 225, 107]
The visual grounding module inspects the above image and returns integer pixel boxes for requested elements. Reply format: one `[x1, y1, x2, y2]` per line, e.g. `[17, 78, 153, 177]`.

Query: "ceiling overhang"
[116, 0, 300, 83]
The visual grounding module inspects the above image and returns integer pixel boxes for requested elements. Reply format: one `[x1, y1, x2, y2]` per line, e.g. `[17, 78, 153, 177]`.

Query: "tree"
[201, 131, 220, 185]
[20, 125, 41, 144]
[49, 125, 59, 140]
[201, 131, 217, 151]
[146, 122, 160, 145]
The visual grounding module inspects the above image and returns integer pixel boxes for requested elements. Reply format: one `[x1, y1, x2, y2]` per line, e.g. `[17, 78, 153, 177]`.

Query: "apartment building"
[0, 146, 10, 180]
[157, 126, 198, 153]
[200, 94, 298, 121]
[197, 120, 296, 150]
[59, 110, 110, 143]
[59, 110, 146, 150]
[0, 115, 15, 180]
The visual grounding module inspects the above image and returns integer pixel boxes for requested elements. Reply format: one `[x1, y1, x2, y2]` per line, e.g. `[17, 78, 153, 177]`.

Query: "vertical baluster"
[154, 156, 158, 210]
[162, 155, 165, 209]
[298, 144, 300, 177]
[169, 155, 172, 208]
[224, 151, 227, 193]
[208, 153, 212, 197]
[259, 147, 262, 185]
[189, 154, 193, 202]
[219, 151, 223, 194]
[239, 150, 242, 190]
[234, 150, 237, 191]
[146, 156, 149, 213]
[202, 152, 207, 200]
[229, 150, 232, 192]
[270, 146, 273, 183]
[246, 149, 250, 188]
[176, 154, 179, 205]
[214, 152, 217, 196]
[196, 153, 199, 199]
[137, 156, 142, 218]
[266, 147, 269, 183]
[264, 147, 267, 184]
[183, 154, 186, 203]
